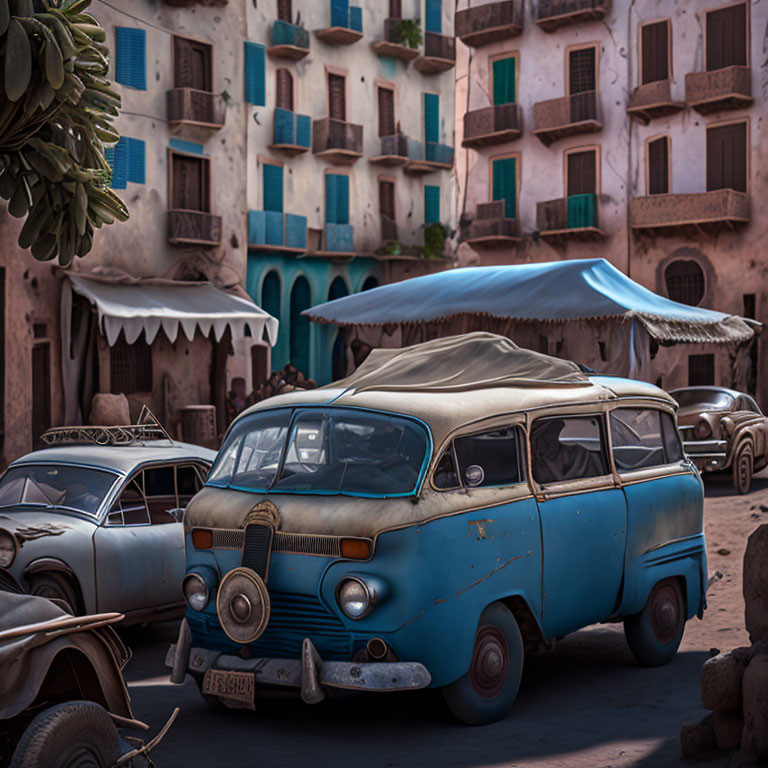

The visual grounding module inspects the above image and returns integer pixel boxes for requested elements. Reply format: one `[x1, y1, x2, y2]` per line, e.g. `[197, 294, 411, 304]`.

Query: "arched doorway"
[290, 276, 311, 377]
[361, 276, 379, 291]
[328, 277, 349, 381]
[261, 271, 281, 330]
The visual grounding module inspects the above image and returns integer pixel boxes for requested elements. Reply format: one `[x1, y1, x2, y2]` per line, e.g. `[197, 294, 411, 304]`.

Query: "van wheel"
[733, 444, 753, 495]
[624, 578, 685, 667]
[28, 573, 79, 615]
[442, 602, 524, 725]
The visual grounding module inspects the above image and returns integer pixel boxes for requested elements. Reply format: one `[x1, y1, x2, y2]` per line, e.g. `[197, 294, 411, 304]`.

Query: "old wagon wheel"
[733, 443, 753, 495]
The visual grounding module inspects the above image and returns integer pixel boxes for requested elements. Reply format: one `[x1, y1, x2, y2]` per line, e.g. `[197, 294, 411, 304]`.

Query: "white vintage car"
[0, 418, 215, 624]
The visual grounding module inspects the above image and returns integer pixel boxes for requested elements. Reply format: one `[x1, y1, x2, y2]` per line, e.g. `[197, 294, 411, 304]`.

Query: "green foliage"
[422, 222, 446, 259]
[383, 239, 402, 256]
[395, 19, 422, 49]
[0, 0, 128, 265]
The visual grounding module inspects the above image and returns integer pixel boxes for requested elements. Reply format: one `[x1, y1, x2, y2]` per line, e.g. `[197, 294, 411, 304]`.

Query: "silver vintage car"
[0, 416, 215, 623]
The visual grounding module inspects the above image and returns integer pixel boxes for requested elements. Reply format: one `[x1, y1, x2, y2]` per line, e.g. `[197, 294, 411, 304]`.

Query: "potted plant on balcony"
[423, 222, 447, 259]
[395, 19, 422, 49]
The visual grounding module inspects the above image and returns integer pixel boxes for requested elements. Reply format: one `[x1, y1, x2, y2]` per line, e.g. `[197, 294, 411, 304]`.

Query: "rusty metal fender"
[23, 557, 77, 578]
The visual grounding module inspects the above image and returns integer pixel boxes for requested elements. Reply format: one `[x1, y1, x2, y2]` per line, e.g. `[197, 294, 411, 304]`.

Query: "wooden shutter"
[115, 28, 146, 90]
[110, 334, 153, 395]
[688, 354, 714, 386]
[707, 122, 747, 192]
[277, 0, 292, 22]
[567, 150, 597, 196]
[263, 163, 284, 212]
[568, 47, 596, 94]
[389, 0, 402, 18]
[378, 87, 395, 137]
[425, 0, 442, 33]
[276, 68, 293, 110]
[328, 74, 346, 121]
[379, 180, 395, 219]
[641, 21, 669, 84]
[424, 93, 439, 144]
[492, 57, 516, 105]
[31, 343, 51, 448]
[172, 154, 208, 211]
[244, 42, 266, 105]
[424, 185, 440, 225]
[174, 37, 211, 91]
[647, 137, 669, 195]
[706, 3, 747, 71]
[492, 157, 517, 218]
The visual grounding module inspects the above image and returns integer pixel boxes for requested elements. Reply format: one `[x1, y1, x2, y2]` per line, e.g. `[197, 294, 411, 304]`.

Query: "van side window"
[530, 416, 607, 485]
[611, 408, 682, 471]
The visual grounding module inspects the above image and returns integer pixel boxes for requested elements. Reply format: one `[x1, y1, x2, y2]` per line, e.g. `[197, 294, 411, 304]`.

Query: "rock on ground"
[742, 653, 768, 758]
[681, 715, 716, 757]
[743, 524, 768, 644]
[713, 710, 743, 751]
[701, 651, 748, 712]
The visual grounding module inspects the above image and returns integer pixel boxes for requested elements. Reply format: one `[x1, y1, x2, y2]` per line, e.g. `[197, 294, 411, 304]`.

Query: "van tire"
[624, 578, 685, 667]
[442, 602, 524, 725]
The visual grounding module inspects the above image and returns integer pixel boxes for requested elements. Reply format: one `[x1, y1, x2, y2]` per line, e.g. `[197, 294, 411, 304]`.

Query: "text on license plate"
[202, 669, 255, 704]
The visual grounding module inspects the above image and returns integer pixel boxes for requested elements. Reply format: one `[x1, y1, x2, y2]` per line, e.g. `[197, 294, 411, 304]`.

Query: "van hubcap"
[470, 626, 508, 697]
[650, 584, 679, 643]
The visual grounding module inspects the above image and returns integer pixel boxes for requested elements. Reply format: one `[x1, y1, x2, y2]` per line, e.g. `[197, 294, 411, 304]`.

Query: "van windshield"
[207, 408, 429, 497]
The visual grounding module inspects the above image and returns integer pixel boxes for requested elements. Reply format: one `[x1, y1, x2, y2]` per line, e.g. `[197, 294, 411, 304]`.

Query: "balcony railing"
[248, 210, 308, 252]
[532, 91, 601, 146]
[162, 0, 227, 6]
[168, 210, 222, 247]
[465, 201, 521, 246]
[312, 117, 363, 164]
[535, 0, 610, 31]
[414, 31, 456, 74]
[627, 79, 683, 123]
[268, 20, 310, 60]
[369, 133, 409, 166]
[167, 88, 225, 132]
[405, 139, 454, 174]
[537, 194, 604, 238]
[270, 108, 312, 156]
[324, 223, 354, 253]
[315, 3, 363, 45]
[371, 18, 420, 61]
[462, 104, 522, 148]
[630, 190, 750, 234]
[685, 65, 752, 114]
[455, 1, 524, 47]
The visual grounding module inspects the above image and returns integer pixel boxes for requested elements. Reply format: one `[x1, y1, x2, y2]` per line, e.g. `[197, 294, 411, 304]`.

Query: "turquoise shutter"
[424, 93, 439, 144]
[263, 163, 284, 212]
[424, 185, 440, 225]
[126, 138, 145, 184]
[331, 0, 349, 27]
[425, 0, 442, 33]
[115, 28, 146, 90]
[492, 157, 516, 218]
[325, 174, 338, 224]
[244, 42, 266, 106]
[349, 6, 363, 32]
[336, 174, 349, 224]
[492, 57, 516, 105]
[107, 139, 128, 189]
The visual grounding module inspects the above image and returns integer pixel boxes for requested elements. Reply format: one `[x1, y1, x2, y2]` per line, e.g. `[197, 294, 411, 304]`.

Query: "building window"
[261, 271, 281, 344]
[379, 179, 396, 240]
[492, 57, 516, 105]
[277, 0, 292, 22]
[688, 354, 714, 386]
[568, 46, 597, 122]
[173, 36, 212, 92]
[706, 3, 747, 72]
[425, 0, 442, 33]
[665, 260, 705, 306]
[325, 174, 350, 224]
[110, 333, 153, 394]
[424, 184, 440, 225]
[707, 122, 747, 193]
[389, 0, 402, 18]
[115, 28, 146, 91]
[424, 92, 439, 144]
[647, 136, 669, 195]
[105, 137, 146, 190]
[641, 20, 670, 85]
[328, 73, 346, 121]
[566, 149, 598, 228]
[276, 68, 293, 111]
[170, 153, 210, 212]
[378, 86, 395, 137]
[263, 163, 284, 212]
[492, 156, 517, 218]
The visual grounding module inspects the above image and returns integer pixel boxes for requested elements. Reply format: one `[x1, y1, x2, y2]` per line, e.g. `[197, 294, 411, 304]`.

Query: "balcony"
[465, 201, 521, 247]
[369, 133, 409, 167]
[315, 4, 363, 45]
[404, 139, 454, 174]
[536, 194, 605, 239]
[535, 0, 611, 31]
[168, 210, 222, 247]
[248, 210, 308, 254]
[685, 65, 752, 115]
[268, 20, 310, 60]
[414, 32, 456, 74]
[627, 79, 683, 123]
[312, 118, 363, 165]
[532, 91, 601, 146]
[161, 0, 227, 5]
[371, 18, 420, 62]
[630, 190, 750, 235]
[167, 88, 225, 137]
[462, 104, 522, 148]
[269, 108, 312, 157]
[455, 1, 523, 47]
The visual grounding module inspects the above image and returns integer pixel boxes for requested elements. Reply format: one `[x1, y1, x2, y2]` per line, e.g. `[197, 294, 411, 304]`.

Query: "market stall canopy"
[304, 258, 757, 344]
[67, 274, 279, 347]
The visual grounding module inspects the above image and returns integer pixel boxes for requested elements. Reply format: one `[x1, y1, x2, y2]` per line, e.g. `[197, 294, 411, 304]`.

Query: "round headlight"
[337, 578, 370, 619]
[694, 420, 713, 440]
[183, 573, 209, 612]
[0, 530, 16, 568]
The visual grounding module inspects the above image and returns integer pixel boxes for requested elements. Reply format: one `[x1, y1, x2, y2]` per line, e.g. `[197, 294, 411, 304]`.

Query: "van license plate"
[202, 669, 255, 704]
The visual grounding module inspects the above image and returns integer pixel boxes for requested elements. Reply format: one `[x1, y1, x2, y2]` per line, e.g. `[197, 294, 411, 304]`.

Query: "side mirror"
[170, 508, 185, 523]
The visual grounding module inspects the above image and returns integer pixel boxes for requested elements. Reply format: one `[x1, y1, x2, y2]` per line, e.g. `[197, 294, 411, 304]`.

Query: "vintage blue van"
[167, 334, 707, 725]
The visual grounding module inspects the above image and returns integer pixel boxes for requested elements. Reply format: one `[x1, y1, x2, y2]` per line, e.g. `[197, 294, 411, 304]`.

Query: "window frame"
[489, 51, 520, 107]
[168, 148, 211, 213]
[638, 18, 673, 85]
[705, 117, 750, 194]
[489, 151, 521, 219]
[608, 407, 684, 474]
[563, 144, 601, 199]
[565, 42, 600, 97]
[704, 0, 749, 72]
[172, 34, 214, 93]
[645, 134, 671, 196]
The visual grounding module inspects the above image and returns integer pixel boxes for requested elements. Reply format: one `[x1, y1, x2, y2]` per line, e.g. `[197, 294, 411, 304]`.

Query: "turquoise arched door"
[261, 271, 285, 370]
[290, 276, 311, 377]
[328, 277, 349, 382]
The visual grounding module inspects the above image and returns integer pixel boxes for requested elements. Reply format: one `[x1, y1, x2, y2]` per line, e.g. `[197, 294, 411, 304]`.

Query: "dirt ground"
[123, 469, 768, 768]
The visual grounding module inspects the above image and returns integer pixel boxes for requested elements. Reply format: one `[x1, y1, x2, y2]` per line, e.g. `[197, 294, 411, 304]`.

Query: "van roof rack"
[41, 406, 173, 447]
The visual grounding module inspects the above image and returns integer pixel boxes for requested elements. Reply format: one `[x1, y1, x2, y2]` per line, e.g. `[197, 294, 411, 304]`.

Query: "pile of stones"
[681, 524, 768, 763]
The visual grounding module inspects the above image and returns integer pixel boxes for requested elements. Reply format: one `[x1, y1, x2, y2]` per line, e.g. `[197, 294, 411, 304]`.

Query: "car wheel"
[733, 443, 753, 495]
[442, 602, 524, 725]
[29, 572, 79, 614]
[624, 578, 685, 667]
[10, 700, 120, 768]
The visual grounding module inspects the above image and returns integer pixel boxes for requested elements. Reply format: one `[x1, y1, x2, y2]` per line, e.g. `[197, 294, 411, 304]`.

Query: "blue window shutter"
[424, 185, 440, 225]
[169, 138, 204, 155]
[126, 138, 145, 184]
[244, 42, 266, 106]
[296, 114, 311, 148]
[425, 0, 442, 33]
[274, 107, 294, 145]
[424, 93, 439, 144]
[263, 163, 284, 213]
[248, 210, 266, 244]
[331, 0, 349, 28]
[349, 6, 363, 32]
[492, 157, 516, 218]
[108, 139, 128, 189]
[115, 28, 146, 90]
[336, 174, 349, 224]
[325, 174, 338, 224]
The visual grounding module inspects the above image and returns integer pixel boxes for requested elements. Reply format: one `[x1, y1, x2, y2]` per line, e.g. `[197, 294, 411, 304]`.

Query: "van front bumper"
[166, 621, 431, 707]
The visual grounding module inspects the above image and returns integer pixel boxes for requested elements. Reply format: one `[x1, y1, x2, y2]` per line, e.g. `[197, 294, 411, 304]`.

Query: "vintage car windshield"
[0, 464, 120, 516]
[671, 389, 735, 410]
[207, 407, 429, 496]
